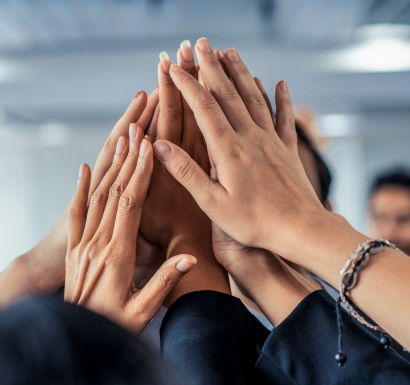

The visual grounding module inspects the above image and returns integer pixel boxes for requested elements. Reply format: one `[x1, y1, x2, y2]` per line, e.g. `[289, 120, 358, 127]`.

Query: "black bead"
[380, 335, 391, 350]
[335, 352, 347, 366]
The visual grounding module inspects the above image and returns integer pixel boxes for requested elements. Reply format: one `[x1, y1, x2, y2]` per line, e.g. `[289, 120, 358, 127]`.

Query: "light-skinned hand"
[65, 131, 196, 334]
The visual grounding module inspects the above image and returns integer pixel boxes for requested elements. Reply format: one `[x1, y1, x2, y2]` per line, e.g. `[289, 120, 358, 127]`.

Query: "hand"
[0, 91, 151, 305]
[139, 42, 230, 303]
[65, 132, 196, 334]
[152, 38, 324, 264]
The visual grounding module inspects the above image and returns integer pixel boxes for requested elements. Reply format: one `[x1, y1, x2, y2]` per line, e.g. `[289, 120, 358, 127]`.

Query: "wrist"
[271, 210, 369, 288]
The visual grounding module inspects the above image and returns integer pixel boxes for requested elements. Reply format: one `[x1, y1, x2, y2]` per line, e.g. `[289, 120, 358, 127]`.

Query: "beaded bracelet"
[335, 238, 404, 367]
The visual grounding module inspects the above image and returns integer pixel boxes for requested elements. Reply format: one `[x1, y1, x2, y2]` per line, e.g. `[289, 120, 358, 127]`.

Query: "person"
[153, 37, 410, 383]
[1, 37, 410, 385]
[368, 169, 410, 255]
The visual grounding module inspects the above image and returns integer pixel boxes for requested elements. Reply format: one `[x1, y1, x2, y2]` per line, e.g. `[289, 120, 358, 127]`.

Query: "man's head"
[368, 169, 410, 254]
[295, 121, 332, 211]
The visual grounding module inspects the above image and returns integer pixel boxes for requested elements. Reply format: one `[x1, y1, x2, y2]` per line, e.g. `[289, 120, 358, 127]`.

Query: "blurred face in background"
[369, 186, 410, 255]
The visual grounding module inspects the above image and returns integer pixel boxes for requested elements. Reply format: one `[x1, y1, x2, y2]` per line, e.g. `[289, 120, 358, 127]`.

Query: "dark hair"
[295, 121, 332, 203]
[370, 168, 410, 196]
[0, 297, 181, 385]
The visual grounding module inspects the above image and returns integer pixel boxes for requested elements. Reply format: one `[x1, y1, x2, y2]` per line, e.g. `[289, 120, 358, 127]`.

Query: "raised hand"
[152, 38, 324, 263]
[138, 42, 230, 304]
[65, 132, 196, 334]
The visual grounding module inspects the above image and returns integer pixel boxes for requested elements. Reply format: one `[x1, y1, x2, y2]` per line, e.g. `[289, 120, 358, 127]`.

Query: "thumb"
[128, 255, 197, 328]
[153, 140, 223, 213]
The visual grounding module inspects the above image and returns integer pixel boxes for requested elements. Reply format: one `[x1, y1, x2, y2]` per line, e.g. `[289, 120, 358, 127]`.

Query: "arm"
[152, 38, 410, 350]
[138, 43, 230, 307]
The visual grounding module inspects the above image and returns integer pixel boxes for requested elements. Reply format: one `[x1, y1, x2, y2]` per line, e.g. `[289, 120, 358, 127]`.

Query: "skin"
[0, 89, 161, 307]
[369, 186, 410, 255]
[65, 132, 197, 334]
[138, 42, 230, 306]
[153, 38, 410, 350]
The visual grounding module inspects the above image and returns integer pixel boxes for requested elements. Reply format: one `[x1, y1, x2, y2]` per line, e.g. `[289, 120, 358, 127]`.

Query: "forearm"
[228, 250, 314, 327]
[163, 231, 231, 306]
[273, 210, 410, 350]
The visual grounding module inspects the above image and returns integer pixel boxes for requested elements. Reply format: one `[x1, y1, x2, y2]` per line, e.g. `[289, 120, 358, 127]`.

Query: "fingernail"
[129, 123, 137, 149]
[116, 137, 127, 155]
[133, 90, 142, 101]
[159, 51, 171, 74]
[196, 38, 212, 53]
[180, 40, 194, 62]
[153, 141, 171, 161]
[176, 259, 195, 273]
[225, 48, 240, 63]
[170, 64, 184, 73]
[139, 139, 148, 158]
[215, 49, 224, 60]
[79, 163, 85, 178]
[154, 84, 159, 92]
[279, 80, 288, 93]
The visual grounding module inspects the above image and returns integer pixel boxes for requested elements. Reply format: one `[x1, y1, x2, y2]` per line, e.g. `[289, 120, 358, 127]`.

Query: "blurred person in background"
[368, 169, 410, 255]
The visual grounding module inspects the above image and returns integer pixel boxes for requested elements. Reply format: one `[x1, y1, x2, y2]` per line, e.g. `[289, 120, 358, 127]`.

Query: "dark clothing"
[161, 290, 410, 385]
[1, 291, 409, 385]
[160, 290, 270, 385]
[0, 297, 180, 385]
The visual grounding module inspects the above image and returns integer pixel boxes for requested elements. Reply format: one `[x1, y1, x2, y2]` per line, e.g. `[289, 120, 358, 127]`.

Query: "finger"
[198, 68, 209, 91]
[223, 48, 274, 132]
[275, 80, 297, 149]
[153, 140, 225, 214]
[127, 254, 197, 333]
[112, 138, 153, 246]
[145, 104, 159, 143]
[90, 91, 147, 195]
[97, 125, 145, 240]
[68, 164, 91, 249]
[82, 136, 129, 243]
[137, 85, 159, 132]
[194, 38, 254, 131]
[177, 42, 204, 150]
[177, 40, 198, 79]
[169, 64, 235, 155]
[157, 52, 183, 144]
[214, 48, 230, 79]
[254, 77, 276, 126]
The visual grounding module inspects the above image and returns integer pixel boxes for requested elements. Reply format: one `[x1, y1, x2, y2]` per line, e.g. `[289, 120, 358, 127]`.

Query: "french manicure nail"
[196, 38, 212, 53]
[133, 90, 142, 101]
[280, 80, 288, 93]
[116, 137, 127, 155]
[154, 84, 159, 92]
[176, 259, 195, 272]
[180, 40, 194, 62]
[215, 49, 224, 60]
[139, 139, 148, 158]
[225, 48, 240, 63]
[79, 163, 85, 178]
[129, 123, 137, 148]
[153, 141, 171, 161]
[159, 51, 171, 74]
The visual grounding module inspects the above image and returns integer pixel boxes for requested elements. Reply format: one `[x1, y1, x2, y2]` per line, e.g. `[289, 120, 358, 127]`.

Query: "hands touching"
[65, 132, 196, 334]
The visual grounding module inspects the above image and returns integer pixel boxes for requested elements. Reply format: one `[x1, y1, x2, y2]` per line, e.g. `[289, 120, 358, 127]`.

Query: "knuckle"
[173, 157, 195, 184]
[159, 269, 174, 289]
[218, 84, 238, 100]
[119, 191, 141, 211]
[245, 92, 266, 107]
[67, 208, 78, 222]
[195, 93, 217, 111]
[109, 180, 126, 198]
[285, 116, 296, 129]
[90, 191, 107, 207]
[163, 106, 182, 120]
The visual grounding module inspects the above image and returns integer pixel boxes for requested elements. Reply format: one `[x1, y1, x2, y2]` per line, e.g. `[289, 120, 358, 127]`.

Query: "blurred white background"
[1, 0, 410, 271]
